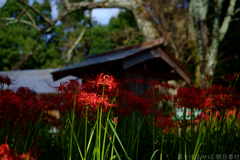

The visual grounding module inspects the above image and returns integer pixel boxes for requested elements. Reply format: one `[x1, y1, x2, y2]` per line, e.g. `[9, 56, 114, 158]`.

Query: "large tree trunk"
[132, 4, 160, 41]
[190, 0, 237, 86]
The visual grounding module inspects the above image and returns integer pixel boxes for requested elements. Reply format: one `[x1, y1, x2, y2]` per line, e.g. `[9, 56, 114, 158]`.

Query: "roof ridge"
[86, 37, 165, 59]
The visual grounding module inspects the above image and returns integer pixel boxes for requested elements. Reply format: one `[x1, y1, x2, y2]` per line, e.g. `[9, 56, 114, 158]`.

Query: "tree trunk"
[132, 4, 160, 41]
[190, 0, 236, 86]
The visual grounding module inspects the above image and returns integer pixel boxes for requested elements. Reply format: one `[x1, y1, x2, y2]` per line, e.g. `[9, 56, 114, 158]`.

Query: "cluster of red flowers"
[0, 84, 39, 124]
[114, 89, 153, 116]
[155, 113, 176, 132]
[173, 74, 240, 123]
[131, 78, 144, 84]
[85, 73, 119, 91]
[0, 75, 14, 87]
[77, 91, 116, 112]
[174, 83, 240, 111]
[174, 85, 205, 110]
[0, 143, 36, 160]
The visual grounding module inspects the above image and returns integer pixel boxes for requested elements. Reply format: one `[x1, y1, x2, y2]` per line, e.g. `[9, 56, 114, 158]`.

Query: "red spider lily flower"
[207, 75, 212, 81]
[0, 143, 37, 160]
[148, 80, 160, 86]
[113, 117, 118, 124]
[127, 94, 152, 111]
[147, 88, 159, 96]
[85, 73, 119, 91]
[225, 73, 238, 82]
[195, 112, 210, 123]
[0, 144, 10, 155]
[132, 78, 143, 84]
[208, 84, 224, 95]
[51, 80, 82, 94]
[155, 114, 176, 132]
[77, 91, 116, 112]
[16, 87, 33, 101]
[161, 82, 175, 89]
[174, 85, 205, 110]
[0, 75, 14, 86]
[117, 89, 152, 113]
[159, 95, 172, 102]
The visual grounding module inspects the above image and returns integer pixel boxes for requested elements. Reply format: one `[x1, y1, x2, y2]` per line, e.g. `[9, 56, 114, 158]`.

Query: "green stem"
[69, 94, 76, 160]
[84, 106, 88, 160]
[152, 85, 156, 160]
[110, 122, 117, 159]
[160, 133, 164, 160]
[101, 106, 112, 159]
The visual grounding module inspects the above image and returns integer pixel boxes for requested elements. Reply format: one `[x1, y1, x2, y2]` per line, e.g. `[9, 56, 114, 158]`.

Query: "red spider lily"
[147, 88, 159, 96]
[174, 85, 205, 110]
[77, 91, 116, 112]
[0, 89, 22, 121]
[132, 78, 143, 84]
[208, 84, 224, 95]
[0, 144, 10, 155]
[195, 112, 210, 123]
[148, 80, 160, 86]
[161, 82, 175, 89]
[0, 75, 14, 87]
[0, 143, 37, 160]
[126, 94, 152, 111]
[155, 114, 176, 132]
[85, 73, 119, 91]
[207, 75, 213, 81]
[51, 80, 82, 94]
[117, 89, 152, 114]
[159, 95, 172, 102]
[225, 73, 238, 82]
[113, 117, 118, 124]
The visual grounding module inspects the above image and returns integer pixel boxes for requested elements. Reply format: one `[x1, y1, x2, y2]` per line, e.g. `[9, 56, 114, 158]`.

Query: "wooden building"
[51, 38, 193, 85]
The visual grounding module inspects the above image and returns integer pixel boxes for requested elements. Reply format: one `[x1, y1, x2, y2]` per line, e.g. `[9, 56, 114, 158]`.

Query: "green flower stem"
[160, 133, 164, 160]
[84, 106, 88, 160]
[96, 107, 100, 159]
[110, 121, 117, 159]
[153, 116, 155, 160]
[98, 85, 105, 159]
[69, 94, 76, 160]
[66, 111, 84, 160]
[152, 87, 155, 160]
[101, 106, 112, 160]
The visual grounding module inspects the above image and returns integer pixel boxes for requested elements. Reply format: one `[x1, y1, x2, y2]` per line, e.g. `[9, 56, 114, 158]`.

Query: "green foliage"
[89, 11, 144, 55]
[0, 0, 145, 70]
[0, 0, 64, 70]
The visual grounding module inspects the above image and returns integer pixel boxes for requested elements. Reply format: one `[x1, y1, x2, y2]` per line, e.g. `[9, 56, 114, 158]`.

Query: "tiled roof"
[0, 69, 80, 94]
[52, 43, 156, 74]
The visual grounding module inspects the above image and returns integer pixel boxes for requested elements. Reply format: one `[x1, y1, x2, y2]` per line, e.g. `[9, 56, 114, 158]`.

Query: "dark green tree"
[0, 0, 64, 70]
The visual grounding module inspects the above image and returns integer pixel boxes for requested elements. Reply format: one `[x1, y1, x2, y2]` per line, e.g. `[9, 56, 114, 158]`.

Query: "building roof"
[51, 38, 193, 83]
[0, 69, 79, 94]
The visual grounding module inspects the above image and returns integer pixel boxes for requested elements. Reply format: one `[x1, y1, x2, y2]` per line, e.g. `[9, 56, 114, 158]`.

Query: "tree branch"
[219, 0, 237, 41]
[66, 0, 134, 11]
[15, 3, 36, 26]
[66, 24, 87, 65]
[0, 18, 41, 31]
[15, 0, 53, 26]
